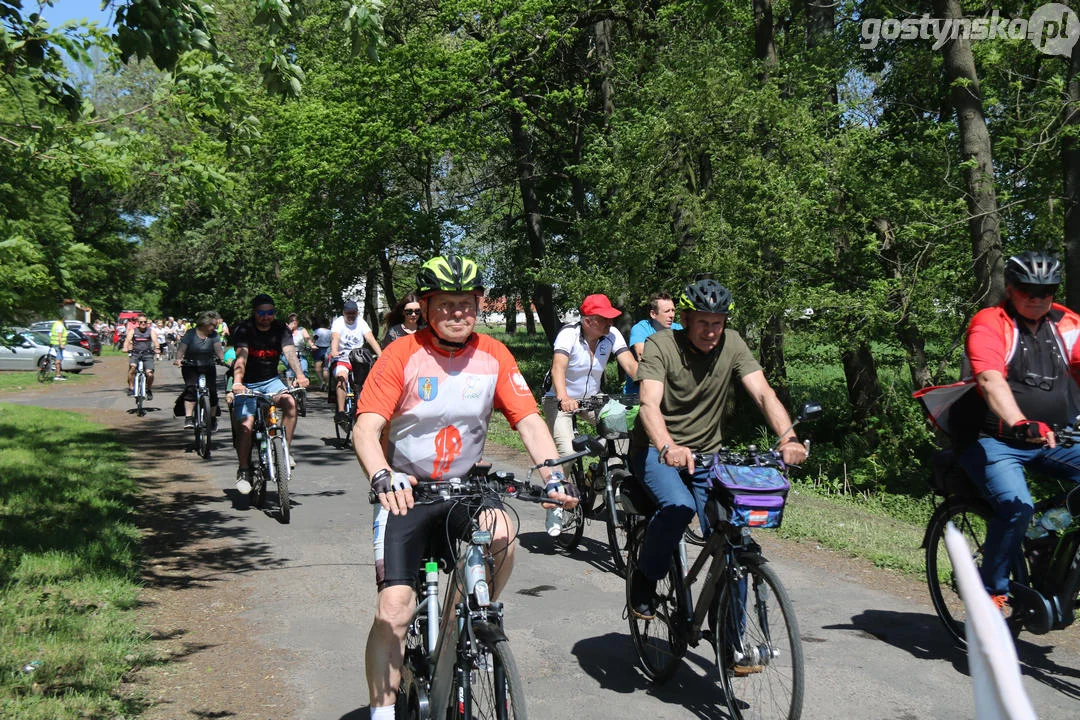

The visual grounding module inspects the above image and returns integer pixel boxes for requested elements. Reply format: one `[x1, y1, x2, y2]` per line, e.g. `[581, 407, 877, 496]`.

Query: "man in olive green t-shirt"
[628, 278, 808, 625]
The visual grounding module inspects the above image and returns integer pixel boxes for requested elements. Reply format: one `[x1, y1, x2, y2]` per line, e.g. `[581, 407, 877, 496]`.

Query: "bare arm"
[354, 412, 414, 515]
[514, 413, 579, 507]
[330, 331, 341, 358]
[232, 347, 249, 391]
[637, 377, 692, 468]
[740, 370, 808, 465]
[975, 369, 1053, 446]
[550, 352, 576, 412]
[615, 350, 639, 383]
[122, 327, 133, 352]
[282, 345, 309, 387]
[631, 341, 645, 360]
[364, 331, 383, 357]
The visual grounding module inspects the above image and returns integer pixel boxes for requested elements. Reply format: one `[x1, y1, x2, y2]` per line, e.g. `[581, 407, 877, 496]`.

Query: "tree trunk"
[759, 314, 791, 407]
[524, 291, 537, 335]
[935, 0, 1003, 308]
[595, 18, 615, 120]
[753, 0, 778, 78]
[364, 266, 380, 333]
[875, 218, 932, 389]
[505, 295, 518, 334]
[377, 245, 396, 310]
[841, 344, 883, 424]
[510, 106, 557, 341]
[1065, 40, 1080, 311]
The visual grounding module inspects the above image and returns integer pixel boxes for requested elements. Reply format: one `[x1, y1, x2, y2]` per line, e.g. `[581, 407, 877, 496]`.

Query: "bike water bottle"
[464, 545, 490, 606]
[425, 560, 440, 654]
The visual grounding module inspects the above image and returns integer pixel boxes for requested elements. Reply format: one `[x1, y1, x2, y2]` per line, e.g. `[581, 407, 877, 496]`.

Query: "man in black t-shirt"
[232, 294, 310, 494]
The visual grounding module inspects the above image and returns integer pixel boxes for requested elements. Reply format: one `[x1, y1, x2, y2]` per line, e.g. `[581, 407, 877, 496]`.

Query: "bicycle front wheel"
[271, 436, 290, 523]
[555, 461, 588, 551]
[715, 558, 804, 720]
[37, 356, 51, 383]
[924, 496, 994, 647]
[196, 394, 213, 458]
[625, 523, 686, 683]
[448, 637, 527, 720]
[605, 468, 632, 576]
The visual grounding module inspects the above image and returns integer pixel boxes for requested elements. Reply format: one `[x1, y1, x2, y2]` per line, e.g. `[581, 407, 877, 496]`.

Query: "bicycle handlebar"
[232, 387, 306, 402]
[366, 471, 554, 505]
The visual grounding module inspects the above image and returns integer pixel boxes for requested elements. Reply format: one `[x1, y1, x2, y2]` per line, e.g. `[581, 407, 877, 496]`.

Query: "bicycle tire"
[625, 523, 686, 683]
[684, 522, 707, 547]
[197, 394, 213, 458]
[37, 356, 52, 383]
[250, 466, 266, 509]
[715, 557, 804, 720]
[605, 468, 631, 576]
[296, 390, 307, 417]
[924, 496, 997, 647]
[448, 636, 527, 720]
[271, 436, 290, 523]
[555, 461, 588, 551]
[135, 373, 145, 416]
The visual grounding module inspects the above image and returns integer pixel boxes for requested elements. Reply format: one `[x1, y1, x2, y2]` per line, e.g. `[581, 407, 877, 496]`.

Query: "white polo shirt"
[544, 323, 630, 399]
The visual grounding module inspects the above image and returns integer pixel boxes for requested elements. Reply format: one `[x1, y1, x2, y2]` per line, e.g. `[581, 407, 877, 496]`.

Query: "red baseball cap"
[580, 294, 622, 319]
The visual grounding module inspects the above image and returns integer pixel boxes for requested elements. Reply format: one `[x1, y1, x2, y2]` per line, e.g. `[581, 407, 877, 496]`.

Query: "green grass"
[0, 403, 149, 719]
[0, 371, 91, 393]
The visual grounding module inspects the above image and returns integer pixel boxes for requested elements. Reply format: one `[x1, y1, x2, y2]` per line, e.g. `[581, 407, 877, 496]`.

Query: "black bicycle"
[235, 388, 303, 523]
[623, 402, 820, 720]
[923, 426, 1080, 646]
[181, 360, 220, 459]
[380, 464, 570, 720]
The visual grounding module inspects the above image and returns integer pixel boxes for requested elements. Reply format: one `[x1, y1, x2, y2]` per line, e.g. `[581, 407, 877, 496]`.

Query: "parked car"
[63, 320, 102, 355]
[0, 329, 95, 372]
[27, 322, 94, 354]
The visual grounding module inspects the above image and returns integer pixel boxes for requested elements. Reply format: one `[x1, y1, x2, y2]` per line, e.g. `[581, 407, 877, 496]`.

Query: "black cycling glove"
[1012, 420, 1052, 442]
[371, 468, 410, 495]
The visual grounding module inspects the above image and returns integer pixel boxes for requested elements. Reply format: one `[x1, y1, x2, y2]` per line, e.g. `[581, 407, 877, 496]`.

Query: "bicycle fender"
[470, 618, 507, 644]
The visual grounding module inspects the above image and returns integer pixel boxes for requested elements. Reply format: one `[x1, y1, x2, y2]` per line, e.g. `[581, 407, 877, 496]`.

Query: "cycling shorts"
[313, 347, 329, 364]
[233, 376, 289, 420]
[332, 354, 358, 376]
[129, 351, 155, 371]
[373, 495, 505, 591]
[181, 364, 219, 406]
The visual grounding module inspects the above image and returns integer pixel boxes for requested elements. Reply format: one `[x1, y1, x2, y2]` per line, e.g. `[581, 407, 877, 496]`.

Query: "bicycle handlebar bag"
[709, 463, 790, 528]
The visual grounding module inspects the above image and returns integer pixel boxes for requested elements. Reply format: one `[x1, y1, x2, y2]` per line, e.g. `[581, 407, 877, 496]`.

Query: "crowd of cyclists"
[95, 248, 1080, 718]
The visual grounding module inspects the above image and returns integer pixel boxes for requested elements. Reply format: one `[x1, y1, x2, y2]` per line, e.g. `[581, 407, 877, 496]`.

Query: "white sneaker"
[545, 507, 564, 537]
[236, 471, 253, 495]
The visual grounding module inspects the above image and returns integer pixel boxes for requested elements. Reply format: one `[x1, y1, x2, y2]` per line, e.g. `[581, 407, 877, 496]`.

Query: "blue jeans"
[233, 376, 289, 420]
[631, 447, 711, 582]
[958, 437, 1080, 594]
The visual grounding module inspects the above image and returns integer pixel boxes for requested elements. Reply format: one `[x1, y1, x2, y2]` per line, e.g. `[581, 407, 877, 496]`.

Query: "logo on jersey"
[510, 370, 531, 396]
[418, 377, 438, 401]
[462, 375, 487, 400]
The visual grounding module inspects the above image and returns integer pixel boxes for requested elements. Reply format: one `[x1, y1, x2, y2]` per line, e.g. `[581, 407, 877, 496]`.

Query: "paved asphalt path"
[12, 360, 1080, 719]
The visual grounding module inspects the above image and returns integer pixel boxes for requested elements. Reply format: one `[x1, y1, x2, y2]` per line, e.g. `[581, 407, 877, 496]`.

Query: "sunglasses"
[404, 309, 421, 316]
[256, 309, 276, 317]
[1016, 283, 1058, 299]
[137, 320, 148, 324]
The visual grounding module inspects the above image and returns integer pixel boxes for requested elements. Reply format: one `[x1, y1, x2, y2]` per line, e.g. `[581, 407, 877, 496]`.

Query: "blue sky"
[40, 0, 115, 28]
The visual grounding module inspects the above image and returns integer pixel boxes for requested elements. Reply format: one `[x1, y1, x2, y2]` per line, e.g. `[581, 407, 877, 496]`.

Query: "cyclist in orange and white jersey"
[354, 254, 577, 720]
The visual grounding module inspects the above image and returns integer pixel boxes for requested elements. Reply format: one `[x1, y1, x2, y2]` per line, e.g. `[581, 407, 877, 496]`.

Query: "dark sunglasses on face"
[256, 309, 276, 317]
[404, 309, 421, 316]
[1016, 283, 1058, 299]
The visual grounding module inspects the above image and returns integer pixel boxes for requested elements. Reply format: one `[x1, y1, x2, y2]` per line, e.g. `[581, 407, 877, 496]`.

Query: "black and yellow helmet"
[677, 278, 732, 314]
[416, 255, 485, 296]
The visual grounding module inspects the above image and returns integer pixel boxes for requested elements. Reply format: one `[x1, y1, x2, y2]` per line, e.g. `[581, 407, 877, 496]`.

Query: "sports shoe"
[146, 389, 153, 400]
[184, 416, 194, 429]
[545, 507, 564, 536]
[127, 388, 134, 396]
[990, 593, 1009, 615]
[335, 410, 349, 426]
[289, 455, 296, 470]
[53, 375, 67, 381]
[629, 568, 657, 620]
[235, 468, 253, 495]
[211, 418, 219, 432]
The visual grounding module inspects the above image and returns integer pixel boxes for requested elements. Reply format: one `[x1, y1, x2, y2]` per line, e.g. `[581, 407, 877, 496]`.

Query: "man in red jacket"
[958, 251, 1080, 611]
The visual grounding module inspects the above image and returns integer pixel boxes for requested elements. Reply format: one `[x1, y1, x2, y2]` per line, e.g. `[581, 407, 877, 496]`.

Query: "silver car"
[0, 329, 95, 372]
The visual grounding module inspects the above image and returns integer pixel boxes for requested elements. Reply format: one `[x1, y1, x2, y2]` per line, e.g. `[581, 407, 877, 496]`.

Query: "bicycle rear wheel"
[605, 468, 632, 576]
[196, 394, 213, 458]
[715, 558, 804, 720]
[271, 436, 290, 523]
[924, 497, 995, 647]
[625, 523, 686, 683]
[250, 466, 266, 509]
[448, 637, 527, 720]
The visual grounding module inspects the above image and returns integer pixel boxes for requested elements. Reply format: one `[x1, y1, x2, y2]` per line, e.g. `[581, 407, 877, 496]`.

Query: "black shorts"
[181, 364, 219, 406]
[373, 495, 504, 591]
